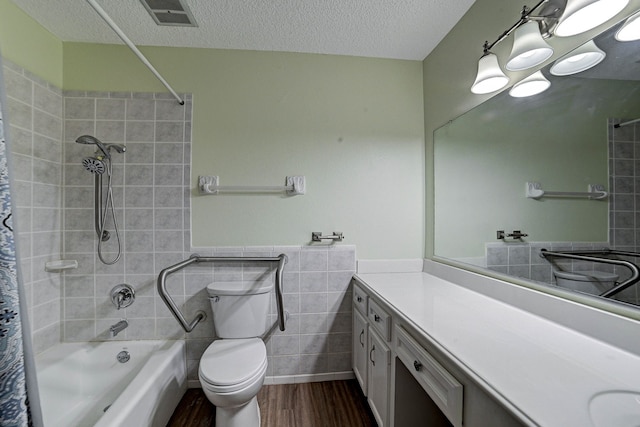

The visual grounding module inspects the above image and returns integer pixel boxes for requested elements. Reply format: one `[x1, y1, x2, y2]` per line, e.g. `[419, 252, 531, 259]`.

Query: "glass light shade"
[509, 71, 551, 97]
[506, 21, 554, 71]
[555, 0, 629, 37]
[550, 40, 606, 75]
[471, 53, 509, 94]
[616, 10, 640, 41]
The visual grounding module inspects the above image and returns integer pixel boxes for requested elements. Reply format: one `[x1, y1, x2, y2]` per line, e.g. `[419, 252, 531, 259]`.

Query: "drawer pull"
[413, 360, 423, 371]
[359, 329, 365, 347]
[369, 345, 376, 366]
[357, 296, 363, 302]
[374, 314, 381, 322]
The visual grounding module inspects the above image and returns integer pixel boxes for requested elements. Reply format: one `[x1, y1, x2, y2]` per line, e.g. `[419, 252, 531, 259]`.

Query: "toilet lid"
[199, 338, 267, 387]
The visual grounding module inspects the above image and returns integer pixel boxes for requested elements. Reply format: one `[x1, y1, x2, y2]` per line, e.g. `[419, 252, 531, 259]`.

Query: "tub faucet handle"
[111, 284, 135, 310]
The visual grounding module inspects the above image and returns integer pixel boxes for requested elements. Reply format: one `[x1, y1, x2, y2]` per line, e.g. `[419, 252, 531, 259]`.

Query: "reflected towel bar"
[526, 182, 607, 200]
[157, 254, 288, 332]
[540, 249, 640, 298]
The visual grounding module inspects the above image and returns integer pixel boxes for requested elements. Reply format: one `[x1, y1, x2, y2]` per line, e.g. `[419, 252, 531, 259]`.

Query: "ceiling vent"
[140, 0, 197, 27]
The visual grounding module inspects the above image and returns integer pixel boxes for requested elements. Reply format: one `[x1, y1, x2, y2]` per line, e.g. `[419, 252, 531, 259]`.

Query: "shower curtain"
[0, 54, 43, 427]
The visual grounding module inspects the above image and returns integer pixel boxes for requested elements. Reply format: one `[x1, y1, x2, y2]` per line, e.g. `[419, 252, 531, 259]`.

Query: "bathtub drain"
[117, 350, 130, 363]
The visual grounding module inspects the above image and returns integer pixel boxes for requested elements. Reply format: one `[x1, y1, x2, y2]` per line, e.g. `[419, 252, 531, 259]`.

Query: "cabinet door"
[353, 309, 368, 394]
[368, 329, 390, 427]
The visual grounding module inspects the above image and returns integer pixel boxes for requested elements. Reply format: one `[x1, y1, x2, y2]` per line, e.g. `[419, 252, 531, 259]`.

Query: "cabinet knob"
[413, 360, 422, 371]
[374, 314, 381, 322]
[357, 296, 363, 302]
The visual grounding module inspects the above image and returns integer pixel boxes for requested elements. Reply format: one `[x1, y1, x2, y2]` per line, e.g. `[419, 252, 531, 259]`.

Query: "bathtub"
[35, 340, 187, 427]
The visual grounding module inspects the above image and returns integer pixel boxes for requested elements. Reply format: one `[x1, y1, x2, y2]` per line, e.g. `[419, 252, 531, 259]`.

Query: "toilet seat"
[199, 338, 267, 393]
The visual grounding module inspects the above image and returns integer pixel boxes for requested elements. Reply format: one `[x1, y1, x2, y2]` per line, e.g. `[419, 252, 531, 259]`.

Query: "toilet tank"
[206, 281, 274, 338]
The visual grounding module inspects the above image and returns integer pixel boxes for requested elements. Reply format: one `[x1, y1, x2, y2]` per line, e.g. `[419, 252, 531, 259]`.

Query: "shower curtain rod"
[614, 117, 640, 128]
[86, 0, 184, 105]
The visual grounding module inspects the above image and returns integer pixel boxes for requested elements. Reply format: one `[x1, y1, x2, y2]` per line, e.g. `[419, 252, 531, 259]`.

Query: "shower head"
[82, 157, 106, 175]
[76, 135, 110, 159]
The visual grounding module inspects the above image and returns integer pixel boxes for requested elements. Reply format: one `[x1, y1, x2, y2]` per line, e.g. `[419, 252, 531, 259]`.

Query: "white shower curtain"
[0, 53, 43, 427]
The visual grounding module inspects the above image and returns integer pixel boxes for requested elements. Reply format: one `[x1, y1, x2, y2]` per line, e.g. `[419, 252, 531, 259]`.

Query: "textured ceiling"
[10, 0, 476, 60]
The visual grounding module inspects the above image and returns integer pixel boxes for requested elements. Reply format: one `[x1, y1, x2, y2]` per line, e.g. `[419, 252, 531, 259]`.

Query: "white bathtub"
[35, 340, 187, 427]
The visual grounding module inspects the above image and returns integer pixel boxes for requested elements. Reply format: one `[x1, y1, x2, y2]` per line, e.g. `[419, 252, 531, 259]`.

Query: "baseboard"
[264, 371, 355, 385]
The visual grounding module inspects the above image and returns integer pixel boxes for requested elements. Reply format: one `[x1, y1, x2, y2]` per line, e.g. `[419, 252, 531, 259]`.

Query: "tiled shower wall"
[62, 91, 356, 383]
[62, 90, 193, 342]
[608, 118, 640, 304]
[3, 60, 64, 354]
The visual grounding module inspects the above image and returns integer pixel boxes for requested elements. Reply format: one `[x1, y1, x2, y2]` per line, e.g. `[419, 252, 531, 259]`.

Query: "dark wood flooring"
[166, 379, 377, 427]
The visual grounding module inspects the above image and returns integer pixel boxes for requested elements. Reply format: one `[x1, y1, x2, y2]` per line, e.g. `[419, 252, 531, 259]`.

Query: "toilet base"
[215, 396, 261, 427]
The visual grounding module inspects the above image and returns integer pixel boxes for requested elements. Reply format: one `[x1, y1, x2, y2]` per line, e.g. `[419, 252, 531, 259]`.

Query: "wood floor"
[166, 379, 377, 427]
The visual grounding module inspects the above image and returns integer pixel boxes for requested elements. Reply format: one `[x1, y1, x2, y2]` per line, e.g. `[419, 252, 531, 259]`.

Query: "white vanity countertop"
[354, 271, 640, 427]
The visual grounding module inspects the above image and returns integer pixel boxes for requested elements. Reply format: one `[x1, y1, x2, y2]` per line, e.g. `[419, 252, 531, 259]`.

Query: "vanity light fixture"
[509, 71, 551, 97]
[471, 0, 563, 94]
[550, 40, 606, 75]
[554, 0, 629, 37]
[506, 21, 554, 71]
[471, 52, 510, 94]
[471, 0, 632, 95]
[616, 10, 640, 41]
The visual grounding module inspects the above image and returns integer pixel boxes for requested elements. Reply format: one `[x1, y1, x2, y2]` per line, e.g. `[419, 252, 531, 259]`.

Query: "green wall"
[0, 0, 425, 259]
[423, 0, 640, 259]
[63, 44, 425, 258]
[0, 0, 62, 86]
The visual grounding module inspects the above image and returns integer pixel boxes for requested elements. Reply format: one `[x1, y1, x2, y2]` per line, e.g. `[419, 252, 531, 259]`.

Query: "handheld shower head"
[76, 135, 110, 159]
[82, 157, 106, 174]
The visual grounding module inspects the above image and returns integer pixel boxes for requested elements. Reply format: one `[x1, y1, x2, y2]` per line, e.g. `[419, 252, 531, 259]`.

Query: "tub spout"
[110, 319, 128, 337]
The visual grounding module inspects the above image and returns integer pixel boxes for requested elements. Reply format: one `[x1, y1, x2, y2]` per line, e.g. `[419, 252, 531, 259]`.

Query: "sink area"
[589, 391, 640, 427]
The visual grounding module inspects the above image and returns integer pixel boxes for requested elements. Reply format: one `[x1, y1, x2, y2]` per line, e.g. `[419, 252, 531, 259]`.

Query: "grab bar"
[540, 249, 640, 298]
[157, 253, 288, 333]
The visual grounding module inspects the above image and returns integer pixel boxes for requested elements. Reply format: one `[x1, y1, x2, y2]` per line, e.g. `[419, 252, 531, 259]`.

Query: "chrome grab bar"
[540, 249, 640, 298]
[157, 253, 288, 333]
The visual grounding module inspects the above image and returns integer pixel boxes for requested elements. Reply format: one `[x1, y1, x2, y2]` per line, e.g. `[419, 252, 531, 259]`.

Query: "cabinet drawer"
[368, 299, 391, 341]
[353, 283, 368, 315]
[395, 326, 463, 427]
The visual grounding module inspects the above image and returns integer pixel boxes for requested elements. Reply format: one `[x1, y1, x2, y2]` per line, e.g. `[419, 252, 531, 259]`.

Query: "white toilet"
[553, 270, 618, 295]
[198, 281, 272, 427]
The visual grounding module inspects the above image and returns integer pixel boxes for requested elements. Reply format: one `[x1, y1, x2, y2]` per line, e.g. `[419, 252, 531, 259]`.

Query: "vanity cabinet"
[367, 327, 390, 426]
[352, 283, 390, 427]
[353, 275, 528, 427]
[353, 309, 368, 391]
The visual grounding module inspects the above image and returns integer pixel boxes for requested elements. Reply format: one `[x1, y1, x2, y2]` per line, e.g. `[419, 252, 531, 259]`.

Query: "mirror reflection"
[434, 20, 640, 308]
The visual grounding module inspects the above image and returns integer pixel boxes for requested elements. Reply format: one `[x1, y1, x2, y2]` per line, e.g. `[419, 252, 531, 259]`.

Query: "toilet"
[553, 270, 618, 295]
[198, 280, 273, 427]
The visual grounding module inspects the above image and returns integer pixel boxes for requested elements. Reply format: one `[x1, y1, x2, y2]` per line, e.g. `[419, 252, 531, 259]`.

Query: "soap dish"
[45, 260, 78, 272]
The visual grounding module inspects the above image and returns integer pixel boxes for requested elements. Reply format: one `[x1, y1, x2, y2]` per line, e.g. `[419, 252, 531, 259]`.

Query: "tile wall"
[485, 241, 611, 284]
[3, 60, 358, 383]
[61, 91, 356, 383]
[62, 90, 193, 343]
[3, 60, 64, 354]
[608, 118, 640, 304]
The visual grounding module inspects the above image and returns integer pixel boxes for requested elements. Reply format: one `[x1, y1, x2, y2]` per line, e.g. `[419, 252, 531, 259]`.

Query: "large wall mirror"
[434, 16, 640, 315]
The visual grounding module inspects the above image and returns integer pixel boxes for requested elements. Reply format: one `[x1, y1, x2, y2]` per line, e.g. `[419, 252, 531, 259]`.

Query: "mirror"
[434, 18, 640, 309]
